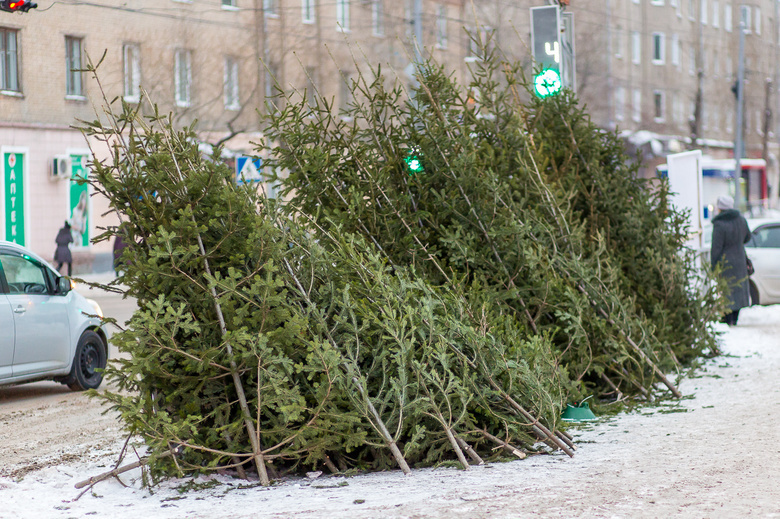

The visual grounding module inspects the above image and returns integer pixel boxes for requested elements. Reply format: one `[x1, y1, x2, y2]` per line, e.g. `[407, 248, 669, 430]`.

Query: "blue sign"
[236, 156, 263, 185]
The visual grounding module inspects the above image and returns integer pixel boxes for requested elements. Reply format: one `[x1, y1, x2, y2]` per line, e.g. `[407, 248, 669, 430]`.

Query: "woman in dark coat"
[710, 195, 752, 325]
[54, 221, 74, 276]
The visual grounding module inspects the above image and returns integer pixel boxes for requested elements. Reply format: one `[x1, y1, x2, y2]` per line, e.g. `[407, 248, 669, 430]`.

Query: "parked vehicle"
[745, 219, 780, 306]
[0, 241, 108, 390]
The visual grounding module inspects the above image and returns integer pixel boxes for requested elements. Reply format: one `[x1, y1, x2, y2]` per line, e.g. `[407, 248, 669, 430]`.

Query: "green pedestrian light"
[404, 150, 424, 175]
[533, 69, 562, 98]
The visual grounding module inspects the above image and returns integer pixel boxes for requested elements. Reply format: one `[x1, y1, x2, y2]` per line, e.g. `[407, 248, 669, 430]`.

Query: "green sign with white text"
[3, 152, 25, 246]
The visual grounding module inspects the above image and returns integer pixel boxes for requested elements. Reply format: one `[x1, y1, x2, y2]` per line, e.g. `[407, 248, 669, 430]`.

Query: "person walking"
[710, 195, 752, 326]
[54, 221, 74, 276]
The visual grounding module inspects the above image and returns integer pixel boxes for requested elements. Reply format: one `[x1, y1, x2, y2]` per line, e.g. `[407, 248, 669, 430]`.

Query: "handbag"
[746, 257, 755, 277]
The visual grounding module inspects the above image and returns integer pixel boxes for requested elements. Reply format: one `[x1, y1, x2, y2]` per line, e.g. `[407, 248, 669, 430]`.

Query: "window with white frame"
[221, 0, 236, 8]
[302, 0, 315, 23]
[671, 33, 680, 66]
[688, 0, 694, 19]
[701, 0, 708, 24]
[725, 3, 732, 31]
[0, 28, 20, 93]
[754, 7, 761, 34]
[651, 0, 664, 5]
[632, 88, 641, 122]
[264, 0, 278, 16]
[436, 5, 447, 48]
[305, 66, 317, 107]
[65, 36, 84, 97]
[652, 32, 665, 64]
[674, 0, 681, 16]
[174, 49, 192, 107]
[713, 0, 720, 27]
[336, 0, 350, 31]
[631, 31, 641, 64]
[689, 48, 696, 75]
[614, 27, 623, 58]
[372, 0, 384, 36]
[740, 5, 751, 32]
[339, 72, 352, 115]
[123, 43, 141, 102]
[632, 0, 639, 4]
[654, 90, 665, 121]
[670, 0, 677, 6]
[224, 56, 240, 110]
[615, 87, 625, 121]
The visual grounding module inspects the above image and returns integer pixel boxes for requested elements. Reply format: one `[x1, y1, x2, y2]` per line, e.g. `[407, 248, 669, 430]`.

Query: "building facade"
[2, 0, 778, 271]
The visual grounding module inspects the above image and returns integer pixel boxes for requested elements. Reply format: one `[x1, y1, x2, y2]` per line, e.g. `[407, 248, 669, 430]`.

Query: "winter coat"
[710, 209, 751, 311]
[54, 227, 74, 264]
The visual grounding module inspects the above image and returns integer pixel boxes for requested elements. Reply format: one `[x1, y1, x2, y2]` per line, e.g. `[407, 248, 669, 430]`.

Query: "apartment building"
[3, 0, 778, 270]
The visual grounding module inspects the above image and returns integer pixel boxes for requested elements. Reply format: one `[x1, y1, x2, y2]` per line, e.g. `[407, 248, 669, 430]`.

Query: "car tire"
[749, 282, 760, 307]
[65, 330, 107, 391]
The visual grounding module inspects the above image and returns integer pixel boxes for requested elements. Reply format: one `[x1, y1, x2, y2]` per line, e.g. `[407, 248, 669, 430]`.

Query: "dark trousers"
[722, 310, 740, 326]
[57, 262, 72, 277]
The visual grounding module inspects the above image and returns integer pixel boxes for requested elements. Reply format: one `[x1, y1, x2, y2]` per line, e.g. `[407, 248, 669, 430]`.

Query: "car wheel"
[749, 282, 760, 306]
[66, 330, 107, 391]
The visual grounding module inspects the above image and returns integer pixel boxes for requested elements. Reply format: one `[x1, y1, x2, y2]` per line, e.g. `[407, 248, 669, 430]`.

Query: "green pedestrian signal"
[404, 150, 424, 175]
[533, 69, 562, 98]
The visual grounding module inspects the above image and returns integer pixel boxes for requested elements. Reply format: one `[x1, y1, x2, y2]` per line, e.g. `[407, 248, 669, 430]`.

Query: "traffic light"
[530, 5, 563, 98]
[404, 148, 424, 176]
[1, 0, 38, 12]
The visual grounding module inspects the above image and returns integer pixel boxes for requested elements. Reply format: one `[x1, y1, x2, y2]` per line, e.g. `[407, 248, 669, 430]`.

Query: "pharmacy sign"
[3, 151, 26, 246]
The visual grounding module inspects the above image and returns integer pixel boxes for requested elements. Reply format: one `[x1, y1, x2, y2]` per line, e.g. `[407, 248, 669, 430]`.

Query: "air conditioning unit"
[50, 155, 71, 180]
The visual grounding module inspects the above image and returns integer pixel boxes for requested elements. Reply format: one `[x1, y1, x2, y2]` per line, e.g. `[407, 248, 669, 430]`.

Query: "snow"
[2, 304, 779, 519]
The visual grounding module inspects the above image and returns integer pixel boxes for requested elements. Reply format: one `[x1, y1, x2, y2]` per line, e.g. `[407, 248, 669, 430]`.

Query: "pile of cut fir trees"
[82, 46, 722, 486]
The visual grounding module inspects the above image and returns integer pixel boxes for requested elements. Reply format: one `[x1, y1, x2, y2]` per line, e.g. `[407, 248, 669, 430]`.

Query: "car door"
[0, 253, 71, 377]
[0, 291, 14, 380]
[746, 224, 780, 304]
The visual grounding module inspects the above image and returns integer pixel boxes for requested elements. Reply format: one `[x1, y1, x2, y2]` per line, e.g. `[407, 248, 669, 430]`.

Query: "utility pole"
[734, 21, 746, 212]
[413, 0, 423, 63]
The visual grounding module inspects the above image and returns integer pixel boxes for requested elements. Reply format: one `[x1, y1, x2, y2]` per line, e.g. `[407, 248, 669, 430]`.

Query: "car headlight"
[85, 298, 104, 319]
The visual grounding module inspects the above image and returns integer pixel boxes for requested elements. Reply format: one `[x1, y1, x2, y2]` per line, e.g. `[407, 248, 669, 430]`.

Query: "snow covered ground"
[1, 304, 779, 519]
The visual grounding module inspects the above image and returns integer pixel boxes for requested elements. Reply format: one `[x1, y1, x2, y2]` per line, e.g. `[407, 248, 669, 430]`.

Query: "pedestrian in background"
[54, 221, 74, 276]
[710, 195, 752, 326]
[113, 232, 129, 276]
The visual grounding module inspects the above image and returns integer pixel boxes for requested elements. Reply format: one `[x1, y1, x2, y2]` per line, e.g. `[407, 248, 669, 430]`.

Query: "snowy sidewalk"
[1, 305, 779, 519]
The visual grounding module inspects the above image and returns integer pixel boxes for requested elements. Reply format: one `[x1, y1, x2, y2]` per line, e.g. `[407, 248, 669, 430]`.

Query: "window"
[264, 0, 278, 16]
[1, 255, 48, 295]
[632, 88, 641, 122]
[372, 0, 384, 36]
[224, 56, 239, 110]
[756, 109, 763, 134]
[651, 0, 664, 5]
[652, 32, 665, 64]
[713, 0, 720, 27]
[750, 225, 780, 248]
[302, 0, 314, 23]
[614, 28, 623, 58]
[725, 3, 732, 31]
[336, 0, 350, 31]
[712, 50, 719, 76]
[65, 36, 84, 97]
[631, 31, 641, 64]
[221, 0, 236, 7]
[688, 0, 694, 19]
[339, 73, 352, 116]
[174, 49, 192, 107]
[740, 5, 751, 32]
[674, 0, 681, 16]
[633, 0, 639, 4]
[754, 7, 761, 34]
[654, 90, 665, 121]
[305, 67, 317, 108]
[265, 62, 279, 113]
[0, 28, 20, 93]
[123, 43, 141, 103]
[615, 87, 625, 121]
[436, 5, 447, 48]
[671, 33, 680, 66]
[701, 0, 708, 24]
[689, 48, 696, 75]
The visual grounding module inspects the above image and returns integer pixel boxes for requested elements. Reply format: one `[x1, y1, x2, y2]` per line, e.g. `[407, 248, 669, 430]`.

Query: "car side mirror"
[57, 276, 72, 295]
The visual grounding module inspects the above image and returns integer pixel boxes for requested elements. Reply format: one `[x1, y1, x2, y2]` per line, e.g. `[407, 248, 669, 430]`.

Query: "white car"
[745, 219, 780, 306]
[0, 241, 108, 390]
